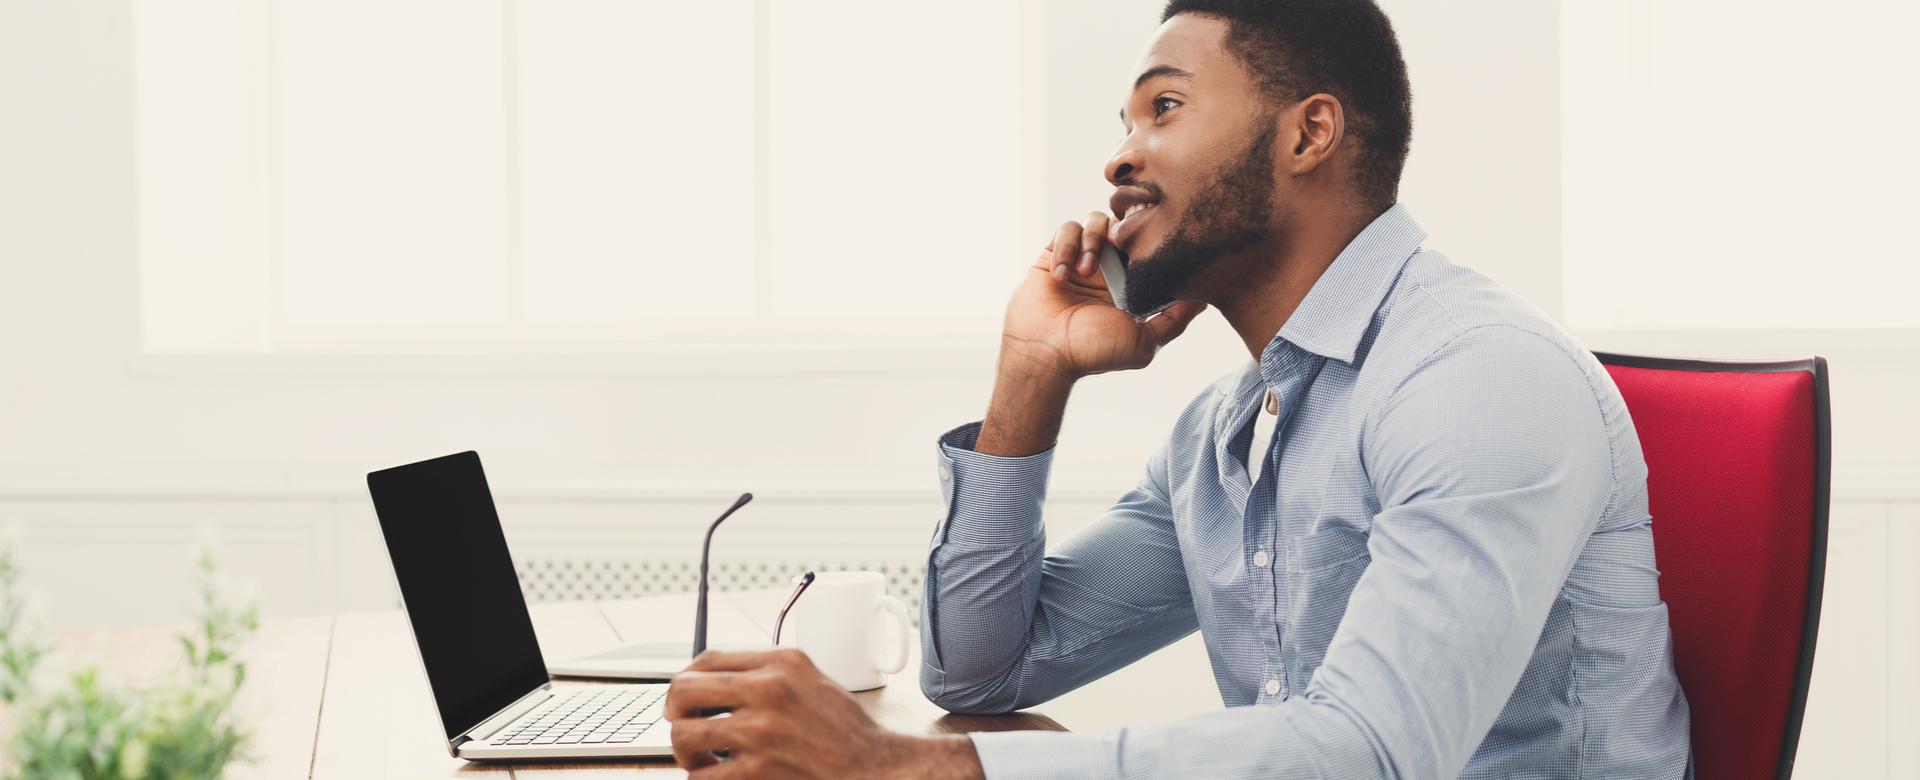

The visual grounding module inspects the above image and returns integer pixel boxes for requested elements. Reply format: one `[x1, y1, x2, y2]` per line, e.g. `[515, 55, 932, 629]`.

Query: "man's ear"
[1284, 93, 1345, 177]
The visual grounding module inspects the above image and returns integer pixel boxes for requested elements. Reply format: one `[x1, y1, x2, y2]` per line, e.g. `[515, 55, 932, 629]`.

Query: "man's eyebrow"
[1119, 65, 1196, 125]
[1134, 64, 1195, 91]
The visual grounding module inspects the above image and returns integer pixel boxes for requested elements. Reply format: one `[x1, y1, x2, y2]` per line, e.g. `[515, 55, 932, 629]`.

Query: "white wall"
[1, 1, 1915, 775]
[8, 0, 1908, 530]
[1, 0, 1572, 514]
[0, 0, 1570, 613]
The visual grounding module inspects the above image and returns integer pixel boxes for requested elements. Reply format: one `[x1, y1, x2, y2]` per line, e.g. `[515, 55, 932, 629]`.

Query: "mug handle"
[871, 595, 911, 675]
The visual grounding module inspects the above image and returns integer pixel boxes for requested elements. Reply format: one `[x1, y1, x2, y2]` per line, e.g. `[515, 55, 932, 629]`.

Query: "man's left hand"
[664, 648, 984, 779]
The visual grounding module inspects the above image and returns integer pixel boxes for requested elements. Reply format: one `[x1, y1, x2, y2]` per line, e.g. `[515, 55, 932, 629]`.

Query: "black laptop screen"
[367, 451, 549, 741]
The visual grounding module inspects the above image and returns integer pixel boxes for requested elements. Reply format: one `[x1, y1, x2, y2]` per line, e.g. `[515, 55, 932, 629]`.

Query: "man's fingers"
[1144, 300, 1208, 346]
[1078, 212, 1112, 276]
[672, 715, 740, 754]
[671, 714, 789, 776]
[666, 671, 747, 720]
[668, 717, 728, 770]
[1049, 221, 1084, 278]
[670, 650, 813, 718]
[1035, 246, 1055, 270]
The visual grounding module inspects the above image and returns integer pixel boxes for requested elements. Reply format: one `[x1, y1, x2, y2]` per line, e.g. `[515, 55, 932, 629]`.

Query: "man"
[665, 1, 1692, 777]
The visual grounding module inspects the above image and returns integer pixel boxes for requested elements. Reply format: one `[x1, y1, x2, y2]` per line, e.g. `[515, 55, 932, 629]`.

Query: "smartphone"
[1099, 244, 1174, 321]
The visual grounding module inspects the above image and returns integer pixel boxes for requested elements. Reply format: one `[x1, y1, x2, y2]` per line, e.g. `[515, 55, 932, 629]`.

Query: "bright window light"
[518, 0, 755, 323]
[764, 0, 1025, 318]
[276, 0, 510, 327]
[1561, 1, 1920, 330]
[134, 0, 1025, 354]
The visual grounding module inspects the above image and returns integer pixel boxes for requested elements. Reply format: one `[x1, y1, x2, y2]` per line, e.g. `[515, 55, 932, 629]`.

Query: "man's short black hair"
[1161, 0, 1412, 207]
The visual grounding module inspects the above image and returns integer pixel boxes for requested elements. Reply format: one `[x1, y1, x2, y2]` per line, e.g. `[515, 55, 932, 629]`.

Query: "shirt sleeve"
[919, 421, 1198, 716]
[962, 325, 1616, 778]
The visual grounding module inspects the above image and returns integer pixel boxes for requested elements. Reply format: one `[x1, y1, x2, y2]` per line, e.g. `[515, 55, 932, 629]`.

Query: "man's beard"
[1121, 121, 1280, 317]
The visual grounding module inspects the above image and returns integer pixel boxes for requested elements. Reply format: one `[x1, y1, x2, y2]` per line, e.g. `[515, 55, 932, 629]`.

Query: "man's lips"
[1109, 201, 1159, 253]
[1107, 185, 1161, 253]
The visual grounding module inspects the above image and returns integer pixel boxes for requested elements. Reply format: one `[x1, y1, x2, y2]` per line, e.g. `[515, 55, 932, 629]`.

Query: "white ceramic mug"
[775, 571, 910, 691]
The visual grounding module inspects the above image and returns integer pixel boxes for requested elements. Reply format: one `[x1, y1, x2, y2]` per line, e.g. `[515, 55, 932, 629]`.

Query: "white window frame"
[131, 0, 1049, 374]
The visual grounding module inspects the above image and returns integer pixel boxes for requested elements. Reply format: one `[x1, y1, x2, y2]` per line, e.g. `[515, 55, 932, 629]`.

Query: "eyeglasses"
[692, 493, 752, 658]
[687, 497, 815, 757]
[690, 493, 817, 656]
[773, 571, 816, 645]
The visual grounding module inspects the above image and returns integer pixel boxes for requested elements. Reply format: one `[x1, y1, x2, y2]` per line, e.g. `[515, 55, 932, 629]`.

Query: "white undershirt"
[1248, 391, 1279, 486]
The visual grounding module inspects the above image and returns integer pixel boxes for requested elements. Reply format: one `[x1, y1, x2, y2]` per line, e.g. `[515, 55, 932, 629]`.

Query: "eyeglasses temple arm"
[692, 492, 753, 658]
[772, 571, 817, 645]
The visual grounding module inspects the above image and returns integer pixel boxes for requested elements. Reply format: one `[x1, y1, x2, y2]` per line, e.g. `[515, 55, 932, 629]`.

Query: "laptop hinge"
[449, 682, 552, 757]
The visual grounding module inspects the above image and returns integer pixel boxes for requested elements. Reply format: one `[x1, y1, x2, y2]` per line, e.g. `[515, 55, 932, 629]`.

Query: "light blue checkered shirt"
[920, 205, 1691, 778]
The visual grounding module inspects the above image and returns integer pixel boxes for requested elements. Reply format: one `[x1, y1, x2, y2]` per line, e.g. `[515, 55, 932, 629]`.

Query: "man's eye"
[1152, 97, 1180, 116]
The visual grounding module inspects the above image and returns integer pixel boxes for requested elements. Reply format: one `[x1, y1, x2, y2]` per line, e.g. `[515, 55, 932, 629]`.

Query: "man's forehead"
[1128, 13, 1232, 90]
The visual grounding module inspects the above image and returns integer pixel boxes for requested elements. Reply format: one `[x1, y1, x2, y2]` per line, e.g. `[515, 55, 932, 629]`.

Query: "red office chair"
[1595, 353, 1830, 780]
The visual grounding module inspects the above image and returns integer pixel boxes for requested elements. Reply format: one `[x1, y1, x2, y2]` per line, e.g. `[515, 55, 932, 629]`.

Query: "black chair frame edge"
[1592, 351, 1831, 780]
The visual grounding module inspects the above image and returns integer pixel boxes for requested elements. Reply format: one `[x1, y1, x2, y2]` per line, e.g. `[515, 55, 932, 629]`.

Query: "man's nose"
[1105, 143, 1143, 186]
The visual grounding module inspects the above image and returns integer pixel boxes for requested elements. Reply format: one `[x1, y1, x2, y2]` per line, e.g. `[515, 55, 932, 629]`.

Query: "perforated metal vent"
[515, 558, 927, 623]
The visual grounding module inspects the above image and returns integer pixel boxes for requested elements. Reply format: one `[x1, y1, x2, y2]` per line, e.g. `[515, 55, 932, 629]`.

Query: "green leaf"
[0, 540, 258, 778]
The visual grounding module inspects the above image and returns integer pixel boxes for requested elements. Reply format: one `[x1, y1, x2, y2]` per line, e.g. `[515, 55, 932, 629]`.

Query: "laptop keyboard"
[494, 686, 668, 746]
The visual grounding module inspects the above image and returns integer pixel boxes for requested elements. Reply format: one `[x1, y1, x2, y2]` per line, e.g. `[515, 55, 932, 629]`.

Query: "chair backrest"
[1595, 353, 1829, 780]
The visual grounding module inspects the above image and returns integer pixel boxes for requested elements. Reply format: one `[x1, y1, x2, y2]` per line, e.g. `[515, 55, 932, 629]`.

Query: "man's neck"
[1211, 204, 1381, 360]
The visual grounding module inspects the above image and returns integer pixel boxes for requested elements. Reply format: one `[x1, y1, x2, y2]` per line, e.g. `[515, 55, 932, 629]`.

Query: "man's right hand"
[1001, 212, 1208, 380]
[973, 213, 1207, 457]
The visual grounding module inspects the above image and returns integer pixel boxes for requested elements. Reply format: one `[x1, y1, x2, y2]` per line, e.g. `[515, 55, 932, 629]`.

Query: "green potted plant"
[0, 544, 258, 779]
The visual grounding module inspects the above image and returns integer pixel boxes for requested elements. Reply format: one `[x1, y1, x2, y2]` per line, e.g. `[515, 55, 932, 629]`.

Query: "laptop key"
[606, 734, 636, 743]
[532, 736, 559, 744]
[582, 734, 609, 743]
[557, 735, 584, 744]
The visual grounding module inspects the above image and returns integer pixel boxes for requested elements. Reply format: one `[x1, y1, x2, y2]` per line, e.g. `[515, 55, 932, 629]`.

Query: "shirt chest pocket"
[1282, 522, 1372, 681]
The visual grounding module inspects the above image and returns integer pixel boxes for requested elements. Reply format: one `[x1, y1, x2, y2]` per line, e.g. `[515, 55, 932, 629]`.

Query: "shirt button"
[1265, 679, 1281, 696]
[1252, 549, 1270, 568]
[937, 463, 952, 480]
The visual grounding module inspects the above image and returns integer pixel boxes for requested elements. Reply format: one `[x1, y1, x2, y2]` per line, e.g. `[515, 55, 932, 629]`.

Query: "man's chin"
[1121, 229, 1222, 317]
[1119, 255, 1183, 317]
[1117, 232, 1165, 264]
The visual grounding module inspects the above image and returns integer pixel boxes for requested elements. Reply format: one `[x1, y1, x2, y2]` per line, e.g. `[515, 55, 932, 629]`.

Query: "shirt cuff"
[935, 421, 1055, 547]
[967, 730, 1121, 780]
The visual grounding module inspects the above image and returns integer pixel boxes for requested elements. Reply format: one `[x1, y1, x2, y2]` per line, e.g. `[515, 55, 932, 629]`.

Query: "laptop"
[367, 451, 674, 760]
[549, 642, 707, 680]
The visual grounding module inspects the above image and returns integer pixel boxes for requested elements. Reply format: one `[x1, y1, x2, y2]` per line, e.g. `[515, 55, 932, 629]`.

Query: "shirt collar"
[1266, 203, 1426, 367]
